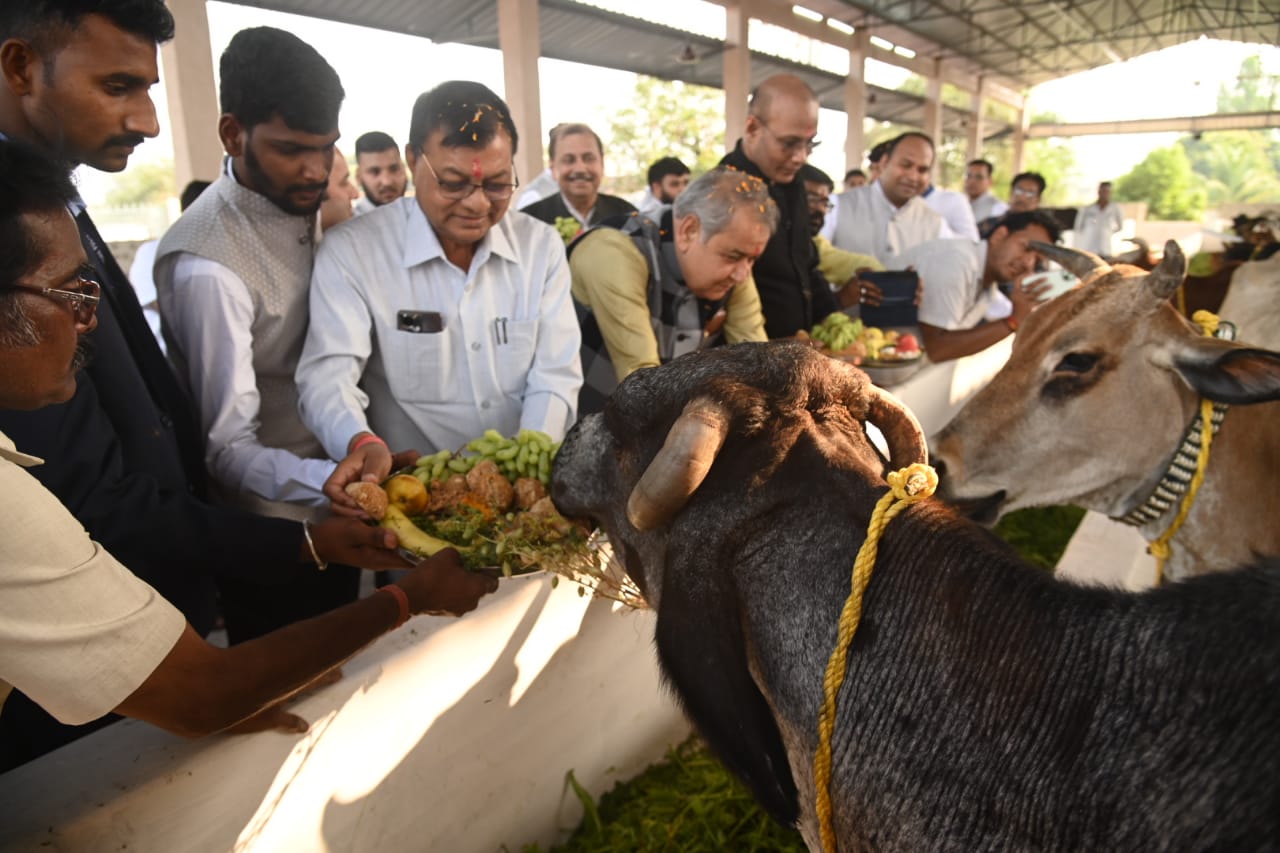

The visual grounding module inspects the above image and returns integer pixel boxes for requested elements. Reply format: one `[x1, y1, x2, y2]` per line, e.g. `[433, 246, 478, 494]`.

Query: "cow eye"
[1053, 352, 1100, 374]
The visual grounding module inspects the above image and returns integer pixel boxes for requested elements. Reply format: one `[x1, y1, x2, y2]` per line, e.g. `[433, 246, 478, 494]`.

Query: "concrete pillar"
[497, 0, 544, 187]
[159, 0, 222, 189]
[923, 60, 943, 143]
[966, 77, 985, 163]
[723, 1, 751, 153]
[843, 30, 868, 174]
[1013, 102, 1030, 173]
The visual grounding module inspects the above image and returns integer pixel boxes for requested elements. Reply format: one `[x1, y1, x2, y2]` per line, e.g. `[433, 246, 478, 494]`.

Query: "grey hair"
[671, 168, 779, 242]
[0, 292, 40, 348]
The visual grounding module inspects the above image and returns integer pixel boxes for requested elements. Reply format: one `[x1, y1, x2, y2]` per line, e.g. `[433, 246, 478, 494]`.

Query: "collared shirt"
[1073, 202, 1125, 256]
[970, 190, 1008, 223]
[297, 198, 582, 460]
[829, 181, 955, 266]
[0, 430, 185, 725]
[636, 190, 668, 220]
[894, 238, 995, 330]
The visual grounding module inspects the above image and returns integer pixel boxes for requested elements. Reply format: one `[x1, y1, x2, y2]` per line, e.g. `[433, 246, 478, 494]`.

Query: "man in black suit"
[521, 123, 636, 239]
[0, 0, 407, 768]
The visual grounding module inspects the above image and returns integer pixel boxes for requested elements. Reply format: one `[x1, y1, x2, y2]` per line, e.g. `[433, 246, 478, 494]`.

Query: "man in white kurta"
[1073, 181, 1125, 257]
[296, 80, 582, 467]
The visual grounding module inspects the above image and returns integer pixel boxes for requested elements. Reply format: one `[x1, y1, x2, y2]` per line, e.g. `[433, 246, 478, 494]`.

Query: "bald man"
[719, 74, 839, 338]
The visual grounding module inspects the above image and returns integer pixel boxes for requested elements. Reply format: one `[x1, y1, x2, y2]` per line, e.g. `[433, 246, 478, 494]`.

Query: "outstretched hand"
[398, 548, 500, 617]
[325, 445, 422, 518]
[311, 515, 412, 570]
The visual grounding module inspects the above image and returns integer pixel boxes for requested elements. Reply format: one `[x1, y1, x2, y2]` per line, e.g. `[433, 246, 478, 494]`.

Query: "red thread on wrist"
[351, 434, 388, 453]
[380, 584, 410, 629]
[1005, 315, 1019, 332]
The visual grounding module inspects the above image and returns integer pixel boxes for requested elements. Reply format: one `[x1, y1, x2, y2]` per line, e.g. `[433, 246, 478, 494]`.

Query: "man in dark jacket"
[719, 74, 839, 338]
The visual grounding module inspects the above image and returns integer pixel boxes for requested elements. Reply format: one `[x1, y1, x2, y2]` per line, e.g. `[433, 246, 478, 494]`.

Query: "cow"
[933, 240, 1280, 581]
[550, 341, 1280, 851]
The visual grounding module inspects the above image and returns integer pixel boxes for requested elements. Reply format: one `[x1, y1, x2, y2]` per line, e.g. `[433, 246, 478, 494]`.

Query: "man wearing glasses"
[298, 81, 582, 504]
[718, 74, 840, 339]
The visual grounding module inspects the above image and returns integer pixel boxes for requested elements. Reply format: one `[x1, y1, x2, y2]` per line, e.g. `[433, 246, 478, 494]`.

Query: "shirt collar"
[402, 200, 518, 269]
[0, 430, 43, 467]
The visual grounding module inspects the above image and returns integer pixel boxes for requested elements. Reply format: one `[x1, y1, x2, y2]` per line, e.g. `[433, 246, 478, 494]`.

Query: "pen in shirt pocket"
[494, 316, 509, 345]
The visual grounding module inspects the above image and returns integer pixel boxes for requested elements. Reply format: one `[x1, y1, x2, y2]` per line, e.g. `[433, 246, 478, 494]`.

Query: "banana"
[380, 504, 467, 558]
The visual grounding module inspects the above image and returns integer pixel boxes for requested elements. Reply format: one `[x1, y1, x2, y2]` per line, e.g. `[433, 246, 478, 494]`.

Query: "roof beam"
[1026, 111, 1280, 138]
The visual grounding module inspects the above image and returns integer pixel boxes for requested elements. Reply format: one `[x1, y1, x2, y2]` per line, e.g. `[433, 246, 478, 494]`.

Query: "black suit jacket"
[719, 142, 838, 338]
[0, 210, 304, 636]
[522, 191, 637, 230]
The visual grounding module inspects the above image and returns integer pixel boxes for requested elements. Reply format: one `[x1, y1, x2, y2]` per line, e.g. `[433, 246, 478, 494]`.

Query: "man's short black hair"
[885, 131, 935, 159]
[179, 180, 210, 212]
[987, 209, 1061, 244]
[844, 168, 865, 182]
[867, 140, 891, 165]
[355, 131, 398, 157]
[0, 139, 78, 292]
[967, 159, 994, 177]
[647, 156, 690, 186]
[0, 0, 174, 54]
[798, 163, 835, 191]
[219, 27, 344, 135]
[408, 81, 519, 155]
[1011, 171, 1046, 195]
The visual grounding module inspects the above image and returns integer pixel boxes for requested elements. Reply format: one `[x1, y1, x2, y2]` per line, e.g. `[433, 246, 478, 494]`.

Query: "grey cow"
[550, 341, 1280, 851]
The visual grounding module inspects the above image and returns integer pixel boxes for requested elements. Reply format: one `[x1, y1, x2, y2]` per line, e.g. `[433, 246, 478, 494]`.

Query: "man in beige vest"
[155, 27, 364, 640]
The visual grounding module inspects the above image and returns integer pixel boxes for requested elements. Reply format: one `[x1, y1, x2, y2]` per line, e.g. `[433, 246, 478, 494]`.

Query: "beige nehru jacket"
[0, 431, 185, 725]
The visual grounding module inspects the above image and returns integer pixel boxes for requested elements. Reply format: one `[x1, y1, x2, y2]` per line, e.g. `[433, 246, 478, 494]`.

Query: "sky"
[78, 1, 1280, 212]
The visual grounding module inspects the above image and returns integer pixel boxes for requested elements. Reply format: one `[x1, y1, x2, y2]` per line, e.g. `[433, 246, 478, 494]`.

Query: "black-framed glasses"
[754, 117, 820, 155]
[419, 153, 520, 201]
[5, 273, 101, 325]
[805, 191, 830, 211]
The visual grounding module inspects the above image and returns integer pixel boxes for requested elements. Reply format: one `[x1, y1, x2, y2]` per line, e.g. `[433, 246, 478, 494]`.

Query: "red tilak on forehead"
[472, 158, 482, 180]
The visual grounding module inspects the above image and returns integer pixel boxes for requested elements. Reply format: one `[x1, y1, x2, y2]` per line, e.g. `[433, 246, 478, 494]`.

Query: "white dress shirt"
[923, 186, 980, 242]
[154, 252, 335, 507]
[297, 198, 583, 461]
[970, 191, 1008, 223]
[1073, 202, 1125, 256]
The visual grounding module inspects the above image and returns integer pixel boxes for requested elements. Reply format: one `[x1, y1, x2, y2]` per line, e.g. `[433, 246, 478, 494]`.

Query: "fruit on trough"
[385, 473, 429, 514]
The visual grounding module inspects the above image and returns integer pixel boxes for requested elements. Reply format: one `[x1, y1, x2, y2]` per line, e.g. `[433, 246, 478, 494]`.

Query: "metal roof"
[225, 0, 1280, 136]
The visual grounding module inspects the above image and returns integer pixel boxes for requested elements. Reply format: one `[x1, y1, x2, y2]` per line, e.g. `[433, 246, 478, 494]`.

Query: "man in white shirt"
[963, 159, 1007, 223]
[922, 182, 979, 241]
[353, 131, 407, 215]
[898, 210, 1061, 362]
[298, 80, 583, 503]
[155, 27, 361, 636]
[637, 155, 690, 218]
[1074, 181, 1125, 257]
[824, 132, 954, 266]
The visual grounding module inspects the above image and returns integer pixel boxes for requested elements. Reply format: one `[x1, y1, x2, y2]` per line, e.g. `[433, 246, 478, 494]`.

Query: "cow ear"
[1170, 337, 1280, 404]
[1134, 240, 1187, 309]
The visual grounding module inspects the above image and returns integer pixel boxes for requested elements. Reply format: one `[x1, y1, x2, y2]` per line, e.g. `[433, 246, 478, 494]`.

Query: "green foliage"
[993, 505, 1088, 570]
[1216, 55, 1280, 114]
[104, 158, 176, 206]
[524, 739, 807, 853]
[607, 77, 725, 193]
[1180, 131, 1280, 205]
[1114, 145, 1206, 220]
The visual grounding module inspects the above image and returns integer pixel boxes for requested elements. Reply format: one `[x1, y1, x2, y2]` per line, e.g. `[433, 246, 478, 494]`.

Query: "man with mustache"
[0, 138, 496, 747]
[353, 131, 407, 214]
[522, 123, 636, 240]
[155, 27, 368, 638]
[828, 131, 953, 267]
[0, 2, 406, 768]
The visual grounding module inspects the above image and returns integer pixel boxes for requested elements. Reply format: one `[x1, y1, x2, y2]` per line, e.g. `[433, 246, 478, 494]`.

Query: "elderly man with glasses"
[298, 80, 582, 509]
[718, 73, 841, 339]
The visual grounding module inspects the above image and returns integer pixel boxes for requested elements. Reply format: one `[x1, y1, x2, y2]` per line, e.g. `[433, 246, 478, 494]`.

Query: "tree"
[1114, 145, 1206, 220]
[1216, 55, 1279, 114]
[104, 158, 176, 206]
[1180, 131, 1280, 205]
[606, 77, 725, 193]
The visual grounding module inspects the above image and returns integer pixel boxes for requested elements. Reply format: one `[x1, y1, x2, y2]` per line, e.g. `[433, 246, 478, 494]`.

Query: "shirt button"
[471, 342, 481, 351]
[481, 401, 491, 410]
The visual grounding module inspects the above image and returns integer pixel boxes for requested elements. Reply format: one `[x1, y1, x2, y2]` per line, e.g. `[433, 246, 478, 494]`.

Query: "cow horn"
[1028, 241, 1110, 282]
[864, 384, 928, 471]
[626, 397, 731, 531]
[1143, 239, 1187, 302]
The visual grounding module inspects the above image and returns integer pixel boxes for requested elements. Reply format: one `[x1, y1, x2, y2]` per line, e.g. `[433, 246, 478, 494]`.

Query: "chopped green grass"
[524, 506, 1086, 850]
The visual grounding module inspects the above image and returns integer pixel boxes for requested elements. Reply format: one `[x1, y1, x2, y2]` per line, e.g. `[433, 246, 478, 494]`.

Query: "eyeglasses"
[805, 192, 830, 211]
[5, 273, 101, 325]
[1011, 186, 1040, 199]
[754, 117, 820, 155]
[419, 153, 520, 202]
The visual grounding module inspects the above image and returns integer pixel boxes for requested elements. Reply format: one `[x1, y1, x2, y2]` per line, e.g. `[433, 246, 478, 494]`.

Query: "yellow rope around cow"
[1148, 310, 1220, 585]
[814, 462, 937, 853]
